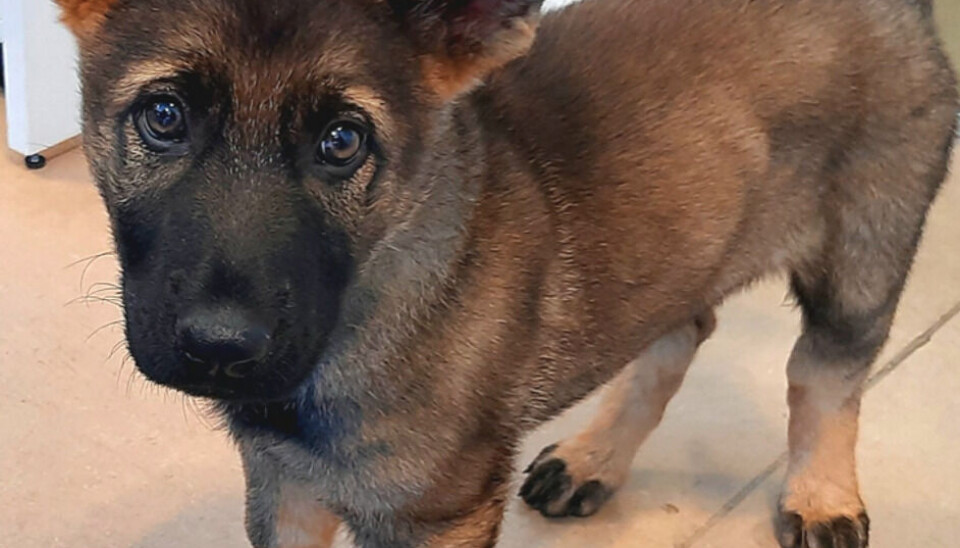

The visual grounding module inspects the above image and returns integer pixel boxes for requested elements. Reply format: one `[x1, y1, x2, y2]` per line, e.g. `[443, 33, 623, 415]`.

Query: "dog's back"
[474, 0, 958, 397]
[484, 0, 957, 278]
[486, 1, 958, 542]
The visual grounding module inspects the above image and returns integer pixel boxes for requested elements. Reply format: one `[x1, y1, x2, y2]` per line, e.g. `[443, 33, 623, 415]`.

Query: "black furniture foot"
[25, 154, 47, 170]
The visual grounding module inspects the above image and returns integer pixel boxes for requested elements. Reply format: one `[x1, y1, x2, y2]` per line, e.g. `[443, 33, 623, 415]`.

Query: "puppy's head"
[60, 0, 540, 401]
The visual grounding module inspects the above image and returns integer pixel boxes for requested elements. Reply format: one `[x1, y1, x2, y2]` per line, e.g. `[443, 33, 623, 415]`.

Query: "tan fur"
[421, 490, 507, 548]
[524, 314, 710, 516]
[421, 15, 539, 100]
[275, 484, 341, 548]
[783, 388, 865, 523]
[55, 0, 119, 37]
[342, 86, 394, 142]
[781, 343, 872, 524]
[110, 61, 184, 113]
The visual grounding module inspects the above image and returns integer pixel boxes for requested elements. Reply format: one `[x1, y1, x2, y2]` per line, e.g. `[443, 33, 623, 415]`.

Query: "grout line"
[677, 453, 789, 548]
[864, 300, 960, 391]
[678, 299, 960, 548]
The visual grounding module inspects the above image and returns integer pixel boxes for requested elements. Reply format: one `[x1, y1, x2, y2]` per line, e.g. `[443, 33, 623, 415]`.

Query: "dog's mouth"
[124, 297, 328, 404]
[134, 351, 319, 403]
[133, 347, 322, 403]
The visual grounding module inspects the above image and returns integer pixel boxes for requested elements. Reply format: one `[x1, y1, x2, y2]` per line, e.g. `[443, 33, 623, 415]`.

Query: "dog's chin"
[169, 380, 307, 404]
[133, 355, 317, 404]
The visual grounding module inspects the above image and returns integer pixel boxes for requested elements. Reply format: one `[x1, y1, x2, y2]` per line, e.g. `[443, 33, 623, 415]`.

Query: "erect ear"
[55, 0, 120, 38]
[388, 0, 543, 100]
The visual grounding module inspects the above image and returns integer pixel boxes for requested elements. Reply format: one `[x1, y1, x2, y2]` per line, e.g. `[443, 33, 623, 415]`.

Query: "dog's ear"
[389, 0, 543, 100]
[55, 0, 120, 38]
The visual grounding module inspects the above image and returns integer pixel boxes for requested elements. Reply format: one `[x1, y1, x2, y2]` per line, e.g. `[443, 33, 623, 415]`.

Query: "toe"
[566, 480, 612, 517]
[776, 508, 870, 548]
[519, 459, 572, 514]
[524, 444, 557, 473]
[776, 510, 804, 548]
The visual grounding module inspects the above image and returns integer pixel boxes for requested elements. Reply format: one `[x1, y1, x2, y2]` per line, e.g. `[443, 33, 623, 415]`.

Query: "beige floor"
[1, 93, 959, 548]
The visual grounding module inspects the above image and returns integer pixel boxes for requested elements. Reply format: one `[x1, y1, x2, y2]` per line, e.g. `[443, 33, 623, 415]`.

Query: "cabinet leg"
[25, 154, 47, 170]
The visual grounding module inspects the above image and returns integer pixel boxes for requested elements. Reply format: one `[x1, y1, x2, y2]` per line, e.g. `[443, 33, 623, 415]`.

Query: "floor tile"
[685, 312, 960, 548]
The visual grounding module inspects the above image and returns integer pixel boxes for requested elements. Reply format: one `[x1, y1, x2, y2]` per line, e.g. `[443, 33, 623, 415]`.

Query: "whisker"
[107, 339, 129, 362]
[65, 250, 113, 270]
[86, 281, 122, 294]
[66, 278, 123, 309]
[114, 353, 131, 386]
[66, 294, 123, 308]
[124, 363, 139, 396]
[182, 396, 221, 430]
[180, 395, 191, 424]
[64, 250, 115, 291]
[86, 319, 125, 342]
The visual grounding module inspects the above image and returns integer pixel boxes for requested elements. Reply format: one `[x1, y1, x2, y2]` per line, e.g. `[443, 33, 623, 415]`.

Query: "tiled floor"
[2, 95, 959, 547]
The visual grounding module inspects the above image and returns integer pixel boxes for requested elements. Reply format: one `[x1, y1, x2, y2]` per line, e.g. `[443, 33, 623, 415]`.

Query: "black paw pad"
[519, 456, 612, 518]
[776, 507, 870, 548]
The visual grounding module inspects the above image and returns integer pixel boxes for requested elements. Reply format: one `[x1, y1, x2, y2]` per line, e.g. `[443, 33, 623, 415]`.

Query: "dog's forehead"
[93, 0, 400, 113]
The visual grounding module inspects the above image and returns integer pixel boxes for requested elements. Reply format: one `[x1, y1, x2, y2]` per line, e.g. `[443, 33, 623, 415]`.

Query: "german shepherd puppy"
[58, 0, 957, 546]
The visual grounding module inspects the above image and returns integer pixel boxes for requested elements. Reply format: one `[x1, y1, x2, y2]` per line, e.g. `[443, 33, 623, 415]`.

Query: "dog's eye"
[135, 96, 187, 151]
[317, 121, 369, 177]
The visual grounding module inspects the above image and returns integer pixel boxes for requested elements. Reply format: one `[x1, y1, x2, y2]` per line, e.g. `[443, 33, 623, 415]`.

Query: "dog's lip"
[174, 382, 293, 403]
[165, 370, 312, 404]
[127, 325, 323, 403]
[133, 351, 317, 403]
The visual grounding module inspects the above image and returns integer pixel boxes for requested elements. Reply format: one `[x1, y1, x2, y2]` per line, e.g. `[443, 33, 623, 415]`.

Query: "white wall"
[2, 0, 81, 157]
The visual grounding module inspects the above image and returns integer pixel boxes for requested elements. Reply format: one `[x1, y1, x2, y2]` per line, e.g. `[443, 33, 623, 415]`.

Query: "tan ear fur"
[421, 14, 539, 101]
[55, 0, 119, 37]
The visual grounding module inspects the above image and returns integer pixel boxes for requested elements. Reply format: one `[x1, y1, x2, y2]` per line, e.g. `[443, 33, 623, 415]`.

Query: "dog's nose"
[175, 306, 270, 377]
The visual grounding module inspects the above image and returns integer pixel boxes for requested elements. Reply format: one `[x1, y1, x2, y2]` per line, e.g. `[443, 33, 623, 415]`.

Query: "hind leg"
[777, 121, 955, 547]
[776, 282, 886, 548]
[521, 311, 715, 517]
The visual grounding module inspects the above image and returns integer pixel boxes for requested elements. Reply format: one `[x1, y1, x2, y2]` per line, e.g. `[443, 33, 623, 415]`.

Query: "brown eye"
[135, 96, 188, 151]
[317, 121, 369, 177]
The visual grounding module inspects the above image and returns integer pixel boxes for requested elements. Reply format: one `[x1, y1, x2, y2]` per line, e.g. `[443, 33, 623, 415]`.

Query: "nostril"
[175, 306, 271, 376]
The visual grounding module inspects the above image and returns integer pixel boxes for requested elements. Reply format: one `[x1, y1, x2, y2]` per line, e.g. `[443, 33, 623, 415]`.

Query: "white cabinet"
[1, 0, 81, 162]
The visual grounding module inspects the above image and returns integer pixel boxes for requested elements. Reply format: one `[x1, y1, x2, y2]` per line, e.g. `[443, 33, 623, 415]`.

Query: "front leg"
[343, 453, 511, 548]
[521, 313, 713, 518]
[241, 447, 340, 548]
[347, 490, 508, 548]
[421, 491, 507, 548]
[241, 437, 509, 548]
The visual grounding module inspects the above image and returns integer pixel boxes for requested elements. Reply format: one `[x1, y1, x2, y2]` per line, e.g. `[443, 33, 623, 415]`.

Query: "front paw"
[776, 504, 869, 548]
[519, 444, 615, 518]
